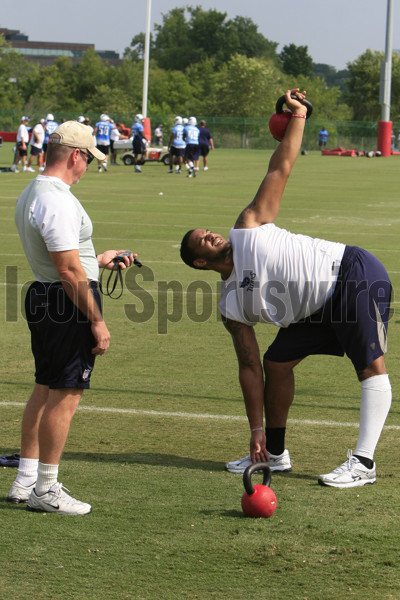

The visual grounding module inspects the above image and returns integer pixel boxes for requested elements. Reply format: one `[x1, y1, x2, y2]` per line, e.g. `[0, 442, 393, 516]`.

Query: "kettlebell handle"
[243, 463, 272, 495]
[275, 94, 313, 119]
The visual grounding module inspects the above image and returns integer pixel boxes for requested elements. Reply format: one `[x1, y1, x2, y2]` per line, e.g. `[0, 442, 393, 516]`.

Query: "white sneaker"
[98, 166, 102, 173]
[168, 168, 173, 173]
[318, 450, 376, 488]
[102, 161, 108, 171]
[25, 167, 35, 172]
[204, 166, 209, 171]
[225, 449, 292, 474]
[135, 165, 142, 173]
[26, 482, 92, 515]
[10, 165, 19, 173]
[7, 480, 36, 504]
[38, 166, 45, 172]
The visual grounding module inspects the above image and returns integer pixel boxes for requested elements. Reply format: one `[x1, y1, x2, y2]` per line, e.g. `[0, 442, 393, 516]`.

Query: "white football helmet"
[135, 113, 144, 122]
[182, 118, 188, 126]
[46, 113, 54, 121]
[188, 116, 197, 126]
[77, 116, 85, 123]
[100, 113, 109, 121]
[174, 116, 183, 125]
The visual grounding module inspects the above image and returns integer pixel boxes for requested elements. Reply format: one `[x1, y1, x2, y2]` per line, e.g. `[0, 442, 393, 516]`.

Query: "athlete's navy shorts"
[264, 246, 392, 371]
[186, 143, 200, 161]
[25, 281, 102, 389]
[170, 146, 185, 158]
[133, 136, 146, 155]
[96, 144, 109, 155]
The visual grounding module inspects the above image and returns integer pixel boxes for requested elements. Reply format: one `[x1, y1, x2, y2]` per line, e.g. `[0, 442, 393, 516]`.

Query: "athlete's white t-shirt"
[219, 224, 345, 327]
[15, 175, 99, 282]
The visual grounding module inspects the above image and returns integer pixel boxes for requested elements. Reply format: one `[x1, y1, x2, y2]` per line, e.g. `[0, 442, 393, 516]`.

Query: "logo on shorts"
[82, 367, 93, 382]
[240, 271, 256, 292]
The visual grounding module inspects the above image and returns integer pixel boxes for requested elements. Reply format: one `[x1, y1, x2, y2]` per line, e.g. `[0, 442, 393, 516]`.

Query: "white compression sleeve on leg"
[355, 374, 392, 461]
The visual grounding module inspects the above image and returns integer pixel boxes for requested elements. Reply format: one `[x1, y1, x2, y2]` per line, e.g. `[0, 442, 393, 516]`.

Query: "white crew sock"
[355, 374, 392, 461]
[35, 462, 59, 496]
[15, 457, 38, 487]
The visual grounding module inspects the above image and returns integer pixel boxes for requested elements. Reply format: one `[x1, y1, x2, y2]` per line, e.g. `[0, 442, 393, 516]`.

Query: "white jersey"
[15, 175, 99, 283]
[219, 224, 345, 327]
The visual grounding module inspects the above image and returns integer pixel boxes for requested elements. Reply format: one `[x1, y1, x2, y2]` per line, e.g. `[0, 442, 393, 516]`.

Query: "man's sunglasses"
[79, 149, 94, 165]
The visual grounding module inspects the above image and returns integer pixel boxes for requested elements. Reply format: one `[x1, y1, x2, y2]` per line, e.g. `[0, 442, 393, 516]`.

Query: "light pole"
[142, 0, 152, 119]
[378, 0, 393, 156]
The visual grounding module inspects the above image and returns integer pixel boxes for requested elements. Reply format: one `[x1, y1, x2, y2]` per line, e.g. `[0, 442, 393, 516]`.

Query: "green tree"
[148, 5, 279, 70]
[207, 54, 284, 117]
[75, 47, 108, 103]
[0, 35, 38, 113]
[280, 43, 313, 77]
[344, 49, 400, 121]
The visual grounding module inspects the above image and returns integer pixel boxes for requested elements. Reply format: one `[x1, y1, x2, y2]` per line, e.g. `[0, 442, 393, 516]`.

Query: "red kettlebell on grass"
[269, 94, 313, 141]
[241, 463, 277, 518]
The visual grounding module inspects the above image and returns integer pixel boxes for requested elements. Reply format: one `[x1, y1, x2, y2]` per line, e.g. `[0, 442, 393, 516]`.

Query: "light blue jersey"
[44, 120, 59, 144]
[171, 124, 186, 148]
[184, 125, 200, 145]
[131, 122, 144, 139]
[95, 121, 114, 145]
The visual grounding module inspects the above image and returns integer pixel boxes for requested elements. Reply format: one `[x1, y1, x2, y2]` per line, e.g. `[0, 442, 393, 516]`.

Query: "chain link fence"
[0, 109, 395, 153]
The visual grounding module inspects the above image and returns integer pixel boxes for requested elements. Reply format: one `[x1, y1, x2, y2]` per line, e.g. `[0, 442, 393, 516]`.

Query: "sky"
[1, 0, 399, 71]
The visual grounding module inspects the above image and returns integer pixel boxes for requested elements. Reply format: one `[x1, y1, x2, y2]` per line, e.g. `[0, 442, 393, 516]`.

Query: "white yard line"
[0, 401, 399, 430]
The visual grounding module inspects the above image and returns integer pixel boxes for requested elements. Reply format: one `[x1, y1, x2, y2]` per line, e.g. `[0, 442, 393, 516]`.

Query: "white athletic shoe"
[318, 450, 376, 488]
[10, 165, 19, 173]
[225, 449, 292, 474]
[204, 166, 209, 171]
[135, 165, 142, 173]
[102, 161, 108, 171]
[7, 480, 36, 504]
[168, 168, 173, 173]
[25, 166, 35, 172]
[98, 166, 102, 173]
[26, 482, 92, 515]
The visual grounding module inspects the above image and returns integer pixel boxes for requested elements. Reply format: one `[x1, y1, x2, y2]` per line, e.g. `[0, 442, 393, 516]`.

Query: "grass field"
[0, 142, 399, 600]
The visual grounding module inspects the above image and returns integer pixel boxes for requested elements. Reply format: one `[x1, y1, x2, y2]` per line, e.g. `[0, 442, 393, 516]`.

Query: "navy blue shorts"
[25, 281, 102, 389]
[96, 144, 110, 155]
[186, 144, 200, 161]
[171, 146, 185, 158]
[264, 246, 392, 371]
[30, 146, 42, 156]
[200, 144, 209, 157]
[133, 137, 146, 155]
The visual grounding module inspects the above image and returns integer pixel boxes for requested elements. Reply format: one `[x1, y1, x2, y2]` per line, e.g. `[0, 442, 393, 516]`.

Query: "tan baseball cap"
[48, 120, 105, 160]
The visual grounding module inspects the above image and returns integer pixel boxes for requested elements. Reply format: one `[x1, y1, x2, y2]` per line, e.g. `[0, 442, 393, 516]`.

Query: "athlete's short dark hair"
[180, 230, 207, 270]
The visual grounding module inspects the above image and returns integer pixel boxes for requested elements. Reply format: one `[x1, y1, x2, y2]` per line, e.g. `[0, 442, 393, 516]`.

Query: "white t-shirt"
[110, 128, 120, 142]
[31, 124, 45, 149]
[17, 124, 29, 144]
[15, 175, 99, 282]
[219, 224, 345, 327]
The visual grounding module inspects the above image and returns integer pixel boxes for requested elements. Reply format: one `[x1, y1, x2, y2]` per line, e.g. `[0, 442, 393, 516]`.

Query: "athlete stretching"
[180, 89, 392, 488]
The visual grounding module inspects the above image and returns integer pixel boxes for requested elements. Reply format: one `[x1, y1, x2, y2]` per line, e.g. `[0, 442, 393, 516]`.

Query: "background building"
[0, 27, 121, 66]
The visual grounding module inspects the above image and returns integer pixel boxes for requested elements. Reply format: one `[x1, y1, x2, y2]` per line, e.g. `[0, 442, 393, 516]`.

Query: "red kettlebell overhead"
[269, 94, 313, 142]
[241, 463, 277, 518]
